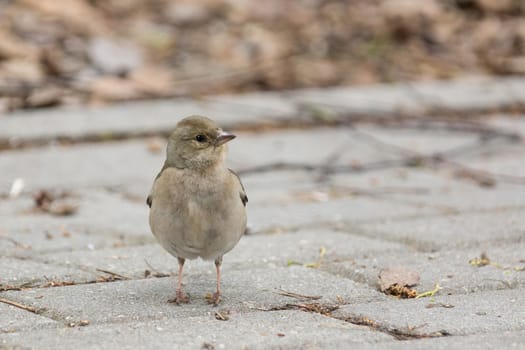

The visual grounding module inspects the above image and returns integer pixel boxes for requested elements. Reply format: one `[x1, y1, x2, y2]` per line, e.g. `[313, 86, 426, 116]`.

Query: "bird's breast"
[149, 167, 245, 260]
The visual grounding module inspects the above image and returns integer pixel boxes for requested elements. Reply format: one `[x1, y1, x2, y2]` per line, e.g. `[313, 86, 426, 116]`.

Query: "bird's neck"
[163, 156, 225, 174]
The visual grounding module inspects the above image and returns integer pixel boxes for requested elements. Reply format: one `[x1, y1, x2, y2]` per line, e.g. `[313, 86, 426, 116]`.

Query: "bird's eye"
[195, 134, 207, 142]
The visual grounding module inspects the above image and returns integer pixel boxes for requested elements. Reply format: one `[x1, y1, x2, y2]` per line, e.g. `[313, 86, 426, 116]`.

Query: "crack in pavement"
[255, 300, 451, 341]
[337, 314, 451, 340]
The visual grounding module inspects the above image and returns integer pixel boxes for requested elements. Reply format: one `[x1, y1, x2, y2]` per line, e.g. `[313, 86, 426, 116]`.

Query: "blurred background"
[1, 0, 525, 114]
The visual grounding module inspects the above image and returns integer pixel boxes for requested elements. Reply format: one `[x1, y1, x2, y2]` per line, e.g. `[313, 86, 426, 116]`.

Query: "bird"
[147, 115, 247, 305]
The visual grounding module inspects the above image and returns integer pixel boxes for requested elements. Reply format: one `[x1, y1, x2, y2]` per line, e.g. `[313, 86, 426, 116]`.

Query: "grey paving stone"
[0, 257, 97, 288]
[330, 162, 525, 214]
[0, 128, 392, 195]
[249, 195, 439, 233]
[0, 125, 484, 197]
[329, 167, 469, 205]
[230, 127, 398, 170]
[239, 171, 320, 204]
[0, 140, 162, 195]
[231, 229, 407, 269]
[289, 77, 525, 117]
[1, 80, 524, 349]
[410, 76, 525, 112]
[354, 209, 525, 251]
[0, 141, 323, 202]
[324, 243, 525, 294]
[4, 77, 525, 147]
[289, 83, 425, 116]
[0, 191, 151, 241]
[333, 289, 525, 336]
[34, 229, 407, 279]
[1, 189, 434, 257]
[0, 226, 133, 258]
[2, 267, 386, 324]
[0, 310, 393, 349]
[0, 303, 57, 333]
[2, 182, 437, 259]
[386, 183, 525, 213]
[456, 143, 525, 178]
[0, 94, 297, 143]
[0, 194, 141, 256]
[366, 330, 525, 350]
[352, 125, 479, 156]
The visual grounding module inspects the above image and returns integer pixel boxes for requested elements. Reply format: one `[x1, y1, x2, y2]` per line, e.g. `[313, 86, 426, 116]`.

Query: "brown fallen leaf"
[25, 86, 63, 108]
[34, 190, 54, 209]
[130, 66, 173, 95]
[33, 190, 78, 216]
[20, 0, 107, 35]
[385, 284, 418, 298]
[378, 267, 420, 292]
[1, 59, 44, 84]
[201, 342, 215, 350]
[88, 76, 141, 102]
[0, 31, 39, 59]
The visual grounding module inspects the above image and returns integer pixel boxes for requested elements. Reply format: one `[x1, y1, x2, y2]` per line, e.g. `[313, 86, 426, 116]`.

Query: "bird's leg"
[209, 256, 223, 305]
[169, 257, 189, 304]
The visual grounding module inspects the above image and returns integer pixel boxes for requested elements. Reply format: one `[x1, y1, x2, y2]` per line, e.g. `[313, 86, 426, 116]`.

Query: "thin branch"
[273, 288, 322, 301]
[95, 268, 131, 280]
[0, 297, 40, 314]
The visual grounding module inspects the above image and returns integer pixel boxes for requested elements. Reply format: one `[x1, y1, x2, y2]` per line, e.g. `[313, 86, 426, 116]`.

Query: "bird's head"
[165, 115, 236, 170]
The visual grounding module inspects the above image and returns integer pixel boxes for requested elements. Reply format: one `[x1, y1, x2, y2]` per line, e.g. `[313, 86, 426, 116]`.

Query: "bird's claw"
[168, 291, 190, 304]
[206, 292, 222, 306]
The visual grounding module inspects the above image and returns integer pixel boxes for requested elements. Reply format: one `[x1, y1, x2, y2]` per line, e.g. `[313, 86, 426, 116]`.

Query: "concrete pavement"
[1, 76, 524, 349]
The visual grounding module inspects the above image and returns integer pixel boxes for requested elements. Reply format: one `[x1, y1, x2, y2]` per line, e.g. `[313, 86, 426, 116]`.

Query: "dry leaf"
[385, 284, 418, 298]
[130, 66, 174, 95]
[33, 190, 78, 216]
[89, 77, 141, 102]
[20, 0, 107, 35]
[0, 32, 39, 59]
[25, 87, 63, 108]
[378, 267, 420, 292]
[1, 59, 44, 84]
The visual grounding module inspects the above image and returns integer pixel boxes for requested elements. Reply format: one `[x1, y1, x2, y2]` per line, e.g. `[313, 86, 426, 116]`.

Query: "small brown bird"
[147, 115, 247, 305]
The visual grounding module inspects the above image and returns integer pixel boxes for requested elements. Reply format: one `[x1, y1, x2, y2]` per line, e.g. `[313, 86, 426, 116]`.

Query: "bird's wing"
[228, 168, 248, 206]
[146, 163, 172, 208]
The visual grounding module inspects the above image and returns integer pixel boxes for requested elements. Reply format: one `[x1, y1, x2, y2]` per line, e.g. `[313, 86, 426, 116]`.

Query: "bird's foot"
[206, 292, 222, 306]
[168, 290, 190, 304]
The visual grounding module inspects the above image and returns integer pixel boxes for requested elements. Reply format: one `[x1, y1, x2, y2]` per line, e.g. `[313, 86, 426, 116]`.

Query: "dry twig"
[0, 297, 40, 314]
[273, 288, 322, 301]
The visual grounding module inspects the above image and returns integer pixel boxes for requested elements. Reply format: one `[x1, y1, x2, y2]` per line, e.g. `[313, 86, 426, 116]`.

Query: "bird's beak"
[215, 131, 236, 147]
